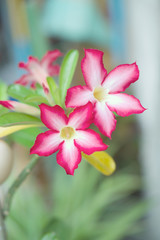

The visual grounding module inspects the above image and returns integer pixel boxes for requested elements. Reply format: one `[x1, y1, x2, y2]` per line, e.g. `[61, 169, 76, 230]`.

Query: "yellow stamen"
[60, 126, 75, 139]
[93, 87, 107, 102]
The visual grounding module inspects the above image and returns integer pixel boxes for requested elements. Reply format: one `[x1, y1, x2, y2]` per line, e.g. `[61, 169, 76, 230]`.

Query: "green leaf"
[47, 77, 61, 105]
[0, 81, 9, 115]
[43, 218, 70, 240]
[10, 127, 42, 148]
[41, 232, 58, 240]
[0, 112, 41, 127]
[59, 49, 79, 105]
[0, 80, 8, 100]
[7, 84, 35, 102]
[47, 77, 57, 92]
[0, 106, 9, 116]
[0, 124, 40, 138]
[25, 95, 49, 104]
[35, 83, 46, 97]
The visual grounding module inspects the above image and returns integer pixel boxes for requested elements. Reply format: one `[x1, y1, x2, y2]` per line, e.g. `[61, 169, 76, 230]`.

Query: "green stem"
[0, 202, 7, 240]
[3, 155, 39, 218]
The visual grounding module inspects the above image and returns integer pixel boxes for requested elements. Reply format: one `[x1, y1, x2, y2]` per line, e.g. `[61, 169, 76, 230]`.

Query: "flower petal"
[30, 130, 62, 156]
[81, 49, 107, 90]
[106, 93, 146, 116]
[15, 74, 34, 86]
[0, 101, 13, 110]
[47, 64, 60, 76]
[93, 102, 117, 138]
[0, 101, 40, 116]
[102, 63, 139, 93]
[57, 140, 81, 175]
[68, 102, 93, 130]
[19, 56, 39, 72]
[19, 57, 49, 89]
[74, 129, 108, 155]
[65, 85, 94, 108]
[41, 50, 62, 72]
[40, 104, 68, 131]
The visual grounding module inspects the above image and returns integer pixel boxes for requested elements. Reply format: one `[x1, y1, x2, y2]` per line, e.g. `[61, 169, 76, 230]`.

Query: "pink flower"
[0, 100, 40, 116]
[15, 50, 62, 92]
[30, 102, 108, 175]
[66, 49, 146, 138]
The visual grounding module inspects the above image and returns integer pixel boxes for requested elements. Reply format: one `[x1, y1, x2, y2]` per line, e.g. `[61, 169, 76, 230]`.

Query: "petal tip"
[132, 62, 140, 78]
[18, 62, 25, 68]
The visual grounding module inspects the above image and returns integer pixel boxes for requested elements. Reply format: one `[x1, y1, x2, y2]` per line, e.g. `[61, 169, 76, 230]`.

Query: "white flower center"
[93, 87, 107, 102]
[60, 126, 75, 140]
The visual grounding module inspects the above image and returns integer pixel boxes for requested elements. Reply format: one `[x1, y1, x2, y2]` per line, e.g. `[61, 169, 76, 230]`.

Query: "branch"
[3, 155, 39, 218]
[0, 201, 7, 240]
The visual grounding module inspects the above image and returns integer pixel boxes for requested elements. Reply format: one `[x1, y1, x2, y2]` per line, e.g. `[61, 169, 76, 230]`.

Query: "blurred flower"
[15, 50, 62, 93]
[66, 49, 146, 138]
[0, 100, 40, 116]
[30, 102, 107, 175]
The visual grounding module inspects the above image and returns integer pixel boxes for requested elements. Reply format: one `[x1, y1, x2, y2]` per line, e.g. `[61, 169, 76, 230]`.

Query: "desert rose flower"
[0, 100, 40, 116]
[30, 103, 108, 175]
[15, 50, 62, 92]
[66, 49, 146, 138]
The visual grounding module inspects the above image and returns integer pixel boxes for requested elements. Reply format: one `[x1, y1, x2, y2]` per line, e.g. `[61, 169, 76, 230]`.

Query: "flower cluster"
[0, 49, 145, 175]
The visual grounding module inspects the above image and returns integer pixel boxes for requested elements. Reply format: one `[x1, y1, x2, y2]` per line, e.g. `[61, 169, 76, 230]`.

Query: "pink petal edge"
[56, 141, 81, 175]
[81, 49, 107, 90]
[102, 62, 139, 93]
[74, 129, 108, 155]
[68, 102, 93, 130]
[41, 50, 63, 65]
[106, 93, 146, 117]
[65, 85, 94, 108]
[39, 104, 68, 131]
[93, 102, 117, 139]
[30, 130, 63, 156]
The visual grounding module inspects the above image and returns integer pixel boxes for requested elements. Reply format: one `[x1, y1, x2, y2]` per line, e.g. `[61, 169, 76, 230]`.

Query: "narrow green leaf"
[47, 77, 61, 105]
[41, 232, 58, 240]
[7, 84, 35, 102]
[0, 112, 41, 127]
[47, 77, 57, 92]
[59, 49, 79, 105]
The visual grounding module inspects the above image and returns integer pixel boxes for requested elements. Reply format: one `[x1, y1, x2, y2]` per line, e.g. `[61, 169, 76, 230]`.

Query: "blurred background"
[0, 0, 159, 239]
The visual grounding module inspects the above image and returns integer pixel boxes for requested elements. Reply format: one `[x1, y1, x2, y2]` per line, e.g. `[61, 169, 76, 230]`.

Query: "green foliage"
[41, 232, 58, 240]
[7, 84, 49, 108]
[7, 85, 35, 103]
[0, 80, 9, 115]
[59, 49, 79, 105]
[24, 95, 49, 105]
[0, 80, 8, 100]
[6, 161, 147, 240]
[0, 112, 41, 127]
[47, 77, 61, 106]
[10, 127, 42, 148]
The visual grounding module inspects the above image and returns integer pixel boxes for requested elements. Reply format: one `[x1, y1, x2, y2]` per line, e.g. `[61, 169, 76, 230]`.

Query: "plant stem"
[0, 201, 7, 240]
[3, 155, 39, 218]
